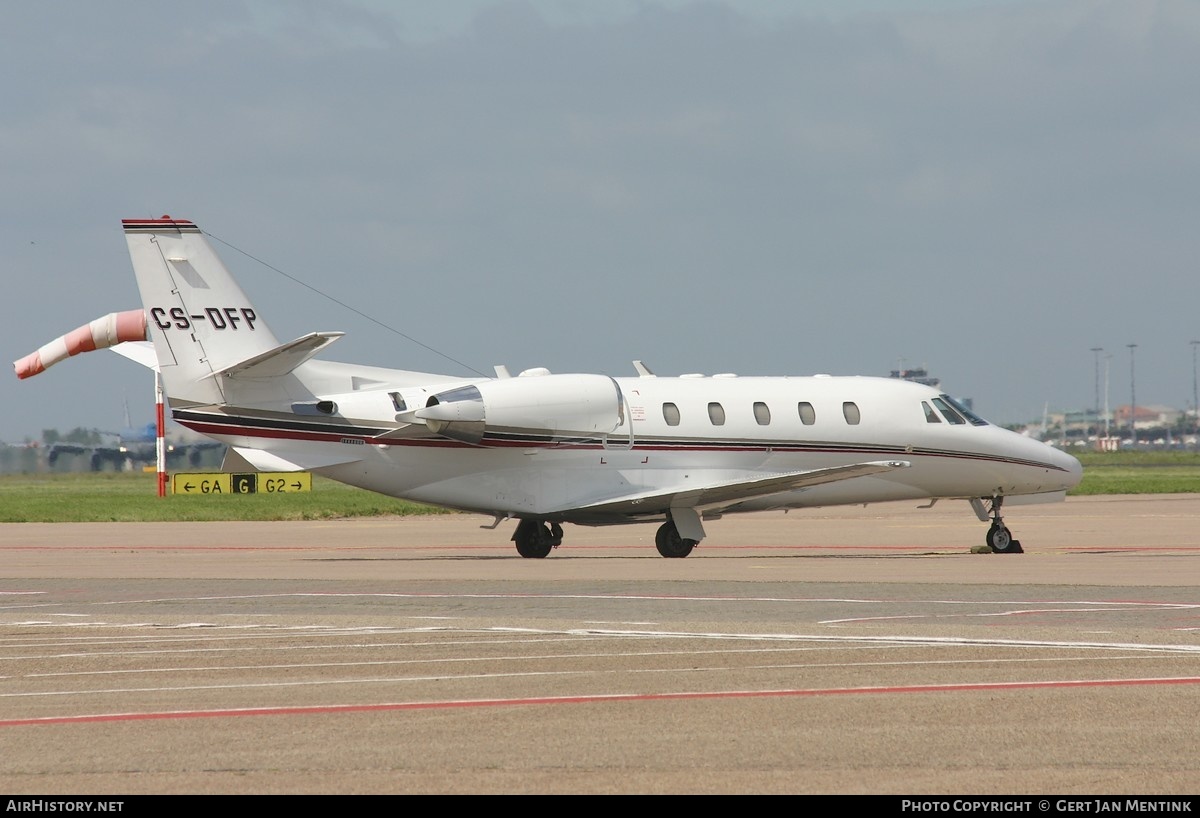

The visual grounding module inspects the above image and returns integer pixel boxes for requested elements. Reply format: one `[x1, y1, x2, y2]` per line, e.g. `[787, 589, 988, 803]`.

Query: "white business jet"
[18, 217, 1083, 558]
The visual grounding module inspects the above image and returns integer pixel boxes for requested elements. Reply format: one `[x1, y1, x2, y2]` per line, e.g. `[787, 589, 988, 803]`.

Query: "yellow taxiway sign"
[171, 472, 312, 495]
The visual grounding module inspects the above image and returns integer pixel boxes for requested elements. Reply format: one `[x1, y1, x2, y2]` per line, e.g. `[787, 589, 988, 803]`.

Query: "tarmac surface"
[2, 494, 1199, 795]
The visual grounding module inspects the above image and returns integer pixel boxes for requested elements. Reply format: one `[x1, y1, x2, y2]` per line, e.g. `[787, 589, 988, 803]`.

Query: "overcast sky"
[4, 0, 1199, 443]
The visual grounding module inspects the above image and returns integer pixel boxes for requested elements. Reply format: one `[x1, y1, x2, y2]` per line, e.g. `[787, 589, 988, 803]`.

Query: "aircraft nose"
[1054, 446, 1084, 490]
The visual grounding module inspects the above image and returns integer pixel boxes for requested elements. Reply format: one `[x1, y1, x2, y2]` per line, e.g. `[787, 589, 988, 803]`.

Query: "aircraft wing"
[225, 444, 366, 472]
[559, 459, 912, 517]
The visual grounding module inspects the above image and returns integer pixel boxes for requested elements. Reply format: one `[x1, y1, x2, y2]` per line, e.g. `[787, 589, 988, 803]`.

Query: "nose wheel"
[986, 522, 1020, 553]
[981, 496, 1023, 553]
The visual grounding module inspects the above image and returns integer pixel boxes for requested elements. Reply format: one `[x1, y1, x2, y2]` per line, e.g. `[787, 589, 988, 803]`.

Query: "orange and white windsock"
[13, 309, 147, 380]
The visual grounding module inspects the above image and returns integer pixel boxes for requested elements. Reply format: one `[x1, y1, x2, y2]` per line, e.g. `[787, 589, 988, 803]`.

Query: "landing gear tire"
[655, 521, 697, 558]
[512, 519, 562, 558]
[979, 495, 1023, 553]
[987, 523, 1021, 553]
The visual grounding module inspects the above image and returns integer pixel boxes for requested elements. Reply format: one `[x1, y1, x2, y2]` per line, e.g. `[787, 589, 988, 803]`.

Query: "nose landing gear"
[973, 496, 1023, 553]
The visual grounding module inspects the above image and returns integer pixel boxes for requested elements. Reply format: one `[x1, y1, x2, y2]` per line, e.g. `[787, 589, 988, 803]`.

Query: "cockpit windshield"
[939, 393, 989, 426]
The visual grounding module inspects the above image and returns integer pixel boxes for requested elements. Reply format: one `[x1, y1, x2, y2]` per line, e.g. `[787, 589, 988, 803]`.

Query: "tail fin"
[124, 217, 281, 405]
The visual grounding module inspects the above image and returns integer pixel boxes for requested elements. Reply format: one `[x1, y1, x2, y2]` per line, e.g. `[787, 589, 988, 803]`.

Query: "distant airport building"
[888, 366, 974, 412]
[889, 366, 941, 389]
[1048, 404, 1193, 451]
[1112, 404, 1180, 431]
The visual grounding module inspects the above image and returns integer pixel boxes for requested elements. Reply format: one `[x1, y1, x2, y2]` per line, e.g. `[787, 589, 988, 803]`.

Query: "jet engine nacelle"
[415, 373, 624, 446]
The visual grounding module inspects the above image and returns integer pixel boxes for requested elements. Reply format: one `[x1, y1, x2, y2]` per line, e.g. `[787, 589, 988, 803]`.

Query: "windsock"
[13, 309, 147, 379]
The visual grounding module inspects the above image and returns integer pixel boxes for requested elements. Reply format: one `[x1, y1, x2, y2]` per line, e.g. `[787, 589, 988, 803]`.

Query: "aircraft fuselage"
[175, 369, 1081, 526]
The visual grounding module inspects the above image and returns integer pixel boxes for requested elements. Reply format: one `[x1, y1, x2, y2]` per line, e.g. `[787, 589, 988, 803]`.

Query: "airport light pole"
[1127, 343, 1137, 445]
[1103, 353, 1111, 441]
[1191, 340, 1199, 436]
[1090, 347, 1103, 433]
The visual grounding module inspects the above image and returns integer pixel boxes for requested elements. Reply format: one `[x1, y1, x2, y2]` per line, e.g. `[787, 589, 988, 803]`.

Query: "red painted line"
[5, 676, 1200, 728]
[0, 543, 980, 553]
[0, 545, 504, 553]
[1062, 547, 1199, 552]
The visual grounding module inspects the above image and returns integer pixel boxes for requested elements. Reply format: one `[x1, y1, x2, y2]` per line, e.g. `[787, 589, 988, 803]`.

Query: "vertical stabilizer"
[123, 217, 281, 405]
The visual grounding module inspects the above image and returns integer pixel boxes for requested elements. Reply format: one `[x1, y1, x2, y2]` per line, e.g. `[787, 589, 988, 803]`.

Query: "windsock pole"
[155, 370, 167, 497]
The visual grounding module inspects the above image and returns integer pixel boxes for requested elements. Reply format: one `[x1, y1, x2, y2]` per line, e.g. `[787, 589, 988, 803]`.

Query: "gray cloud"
[4, 0, 1199, 444]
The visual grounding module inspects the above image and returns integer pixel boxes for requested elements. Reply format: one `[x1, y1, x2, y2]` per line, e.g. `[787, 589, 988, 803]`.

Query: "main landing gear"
[973, 496, 1023, 554]
[655, 519, 698, 558]
[510, 517, 700, 558]
[512, 518, 563, 558]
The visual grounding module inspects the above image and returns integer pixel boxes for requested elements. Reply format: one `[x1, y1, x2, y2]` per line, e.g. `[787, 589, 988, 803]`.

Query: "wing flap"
[561, 460, 911, 517]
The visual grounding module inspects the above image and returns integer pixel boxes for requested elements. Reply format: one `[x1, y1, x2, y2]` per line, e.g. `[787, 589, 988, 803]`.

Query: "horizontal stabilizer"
[107, 340, 158, 370]
[562, 460, 911, 516]
[210, 332, 344, 380]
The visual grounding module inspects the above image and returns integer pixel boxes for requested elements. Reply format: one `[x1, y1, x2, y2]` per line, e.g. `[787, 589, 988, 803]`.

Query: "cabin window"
[842, 401, 861, 425]
[922, 401, 941, 423]
[797, 402, 816, 425]
[708, 402, 726, 426]
[931, 397, 965, 425]
[389, 392, 407, 412]
[753, 401, 771, 425]
[663, 402, 681, 426]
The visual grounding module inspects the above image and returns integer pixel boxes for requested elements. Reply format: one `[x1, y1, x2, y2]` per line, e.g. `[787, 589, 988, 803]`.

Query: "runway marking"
[4, 675, 1200, 728]
[6, 622, 1200, 659]
[6, 619, 1200, 645]
[568, 629, 1200, 653]
[3, 629, 1198, 685]
[8, 649, 1185, 684]
[821, 602, 1200, 625]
